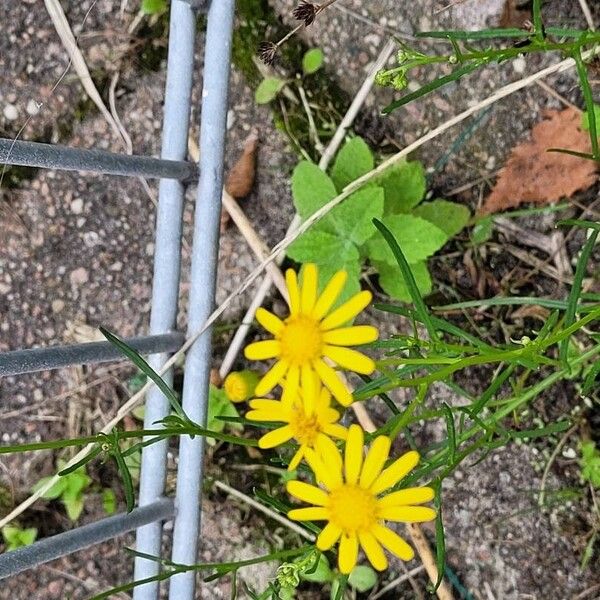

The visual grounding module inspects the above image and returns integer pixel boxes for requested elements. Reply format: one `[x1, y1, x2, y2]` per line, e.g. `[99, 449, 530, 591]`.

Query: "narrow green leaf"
[559, 229, 599, 366]
[532, 0, 543, 40]
[442, 404, 456, 464]
[100, 327, 183, 417]
[433, 481, 446, 592]
[141, 0, 166, 15]
[573, 46, 600, 159]
[113, 445, 135, 513]
[373, 219, 437, 340]
[416, 28, 529, 40]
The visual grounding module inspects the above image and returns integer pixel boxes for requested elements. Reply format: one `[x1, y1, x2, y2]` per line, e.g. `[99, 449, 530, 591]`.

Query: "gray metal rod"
[168, 0, 235, 597]
[0, 138, 197, 181]
[0, 332, 184, 376]
[133, 2, 197, 598]
[0, 498, 174, 580]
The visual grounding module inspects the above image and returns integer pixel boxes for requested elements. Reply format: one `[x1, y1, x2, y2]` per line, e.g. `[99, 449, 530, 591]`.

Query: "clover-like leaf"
[330, 136, 374, 191]
[375, 260, 432, 302]
[255, 77, 286, 104]
[366, 214, 448, 265]
[302, 48, 324, 75]
[376, 160, 426, 213]
[413, 199, 471, 238]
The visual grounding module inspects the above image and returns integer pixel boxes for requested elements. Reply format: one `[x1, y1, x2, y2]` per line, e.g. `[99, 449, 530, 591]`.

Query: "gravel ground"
[1, 0, 599, 599]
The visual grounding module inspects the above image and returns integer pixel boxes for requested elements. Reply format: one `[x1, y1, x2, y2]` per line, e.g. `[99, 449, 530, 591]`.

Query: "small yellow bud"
[223, 370, 260, 403]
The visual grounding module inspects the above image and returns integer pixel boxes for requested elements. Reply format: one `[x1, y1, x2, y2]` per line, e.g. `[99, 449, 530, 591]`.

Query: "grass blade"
[572, 45, 600, 159]
[373, 219, 437, 340]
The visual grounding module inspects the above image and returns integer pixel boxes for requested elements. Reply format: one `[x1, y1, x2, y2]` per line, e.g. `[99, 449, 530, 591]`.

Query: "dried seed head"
[292, 1, 318, 26]
[258, 41, 278, 65]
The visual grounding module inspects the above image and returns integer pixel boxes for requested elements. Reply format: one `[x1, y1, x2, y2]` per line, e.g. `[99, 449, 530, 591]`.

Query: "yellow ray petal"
[338, 533, 359, 574]
[358, 530, 388, 572]
[304, 448, 339, 490]
[372, 524, 414, 561]
[312, 270, 347, 320]
[344, 424, 364, 485]
[286, 269, 301, 315]
[255, 360, 289, 396]
[258, 425, 293, 449]
[288, 447, 304, 471]
[322, 325, 379, 346]
[301, 364, 316, 415]
[288, 507, 329, 521]
[313, 359, 353, 406]
[285, 365, 300, 401]
[256, 308, 284, 336]
[246, 410, 286, 423]
[370, 451, 420, 495]
[315, 435, 343, 487]
[323, 423, 348, 440]
[244, 340, 281, 361]
[316, 522, 342, 551]
[287, 480, 329, 506]
[377, 487, 434, 508]
[323, 345, 375, 375]
[249, 399, 289, 414]
[359, 436, 391, 489]
[378, 505, 436, 523]
[319, 290, 372, 331]
[300, 263, 318, 315]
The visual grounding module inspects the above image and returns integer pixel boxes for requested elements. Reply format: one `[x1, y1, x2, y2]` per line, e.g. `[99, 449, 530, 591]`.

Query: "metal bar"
[0, 332, 184, 376]
[0, 138, 198, 182]
[0, 498, 174, 580]
[133, 2, 197, 598]
[168, 0, 235, 597]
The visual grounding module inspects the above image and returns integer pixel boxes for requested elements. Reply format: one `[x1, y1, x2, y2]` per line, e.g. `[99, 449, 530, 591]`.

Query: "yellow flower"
[223, 370, 260, 403]
[286, 425, 436, 574]
[246, 380, 347, 470]
[244, 264, 378, 406]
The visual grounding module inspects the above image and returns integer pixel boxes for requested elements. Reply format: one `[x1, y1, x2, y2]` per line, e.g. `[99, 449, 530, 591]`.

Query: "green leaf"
[2, 526, 37, 551]
[581, 104, 600, 132]
[302, 48, 324, 75]
[376, 160, 426, 213]
[581, 441, 600, 488]
[413, 199, 470, 238]
[32, 475, 68, 500]
[300, 554, 333, 583]
[291, 161, 337, 220]
[102, 488, 117, 515]
[141, 0, 166, 14]
[330, 137, 374, 191]
[255, 77, 286, 104]
[288, 230, 358, 265]
[471, 216, 493, 245]
[64, 496, 85, 522]
[375, 260, 432, 302]
[324, 187, 384, 246]
[207, 385, 241, 445]
[348, 565, 377, 592]
[366, 214, 447, 265]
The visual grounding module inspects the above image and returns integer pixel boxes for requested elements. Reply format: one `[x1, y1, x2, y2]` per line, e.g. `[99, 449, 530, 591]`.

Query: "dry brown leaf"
[481, 107, 598, 214]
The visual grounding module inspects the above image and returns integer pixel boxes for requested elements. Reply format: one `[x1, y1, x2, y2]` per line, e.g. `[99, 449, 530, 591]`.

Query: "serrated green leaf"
[2, 526, 37, 551]
[376, 160, 426, 213]
[291, 161, 337, 220]
[64, 496, 85, 521]
[375, 260, 432, 302]
[288, 230, 358, 265]
[366, 214, 447, 265]
[330, 137, 374, 191]
[141, 0, 166, 14]
[348, 565, 377, 592]
[324, 187, 384, 246]
[32, 476, 68, 500]
[302, 48, 324, 75]
[413, 199, 470, 238]
[255, 77, 286, 104]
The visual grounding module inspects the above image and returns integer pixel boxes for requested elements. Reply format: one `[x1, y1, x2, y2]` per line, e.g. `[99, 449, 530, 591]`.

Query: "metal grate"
[0, 1, 235, 598]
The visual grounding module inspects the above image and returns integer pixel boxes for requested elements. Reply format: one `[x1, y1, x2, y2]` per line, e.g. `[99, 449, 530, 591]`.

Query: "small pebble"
[69, 267, 89, 286]
[51, 299, 65, 313]
[70, 198, 84, 214]
[3, 103, 18, 121]
[26, 99, 40, 115]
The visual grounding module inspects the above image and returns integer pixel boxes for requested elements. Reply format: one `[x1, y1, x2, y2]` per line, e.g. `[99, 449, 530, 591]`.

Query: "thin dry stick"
[578, 0, 596, 30]
[213, 480, 314, 541]
[368, 566, 426, 600]
[4, 46, 597, 531]
[44, 0, 126, 146]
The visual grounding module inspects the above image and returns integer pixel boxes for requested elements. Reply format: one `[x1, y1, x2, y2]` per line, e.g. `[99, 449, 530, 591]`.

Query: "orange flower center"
[278, 315, 323, 366]
[327, 484, 378, 534]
